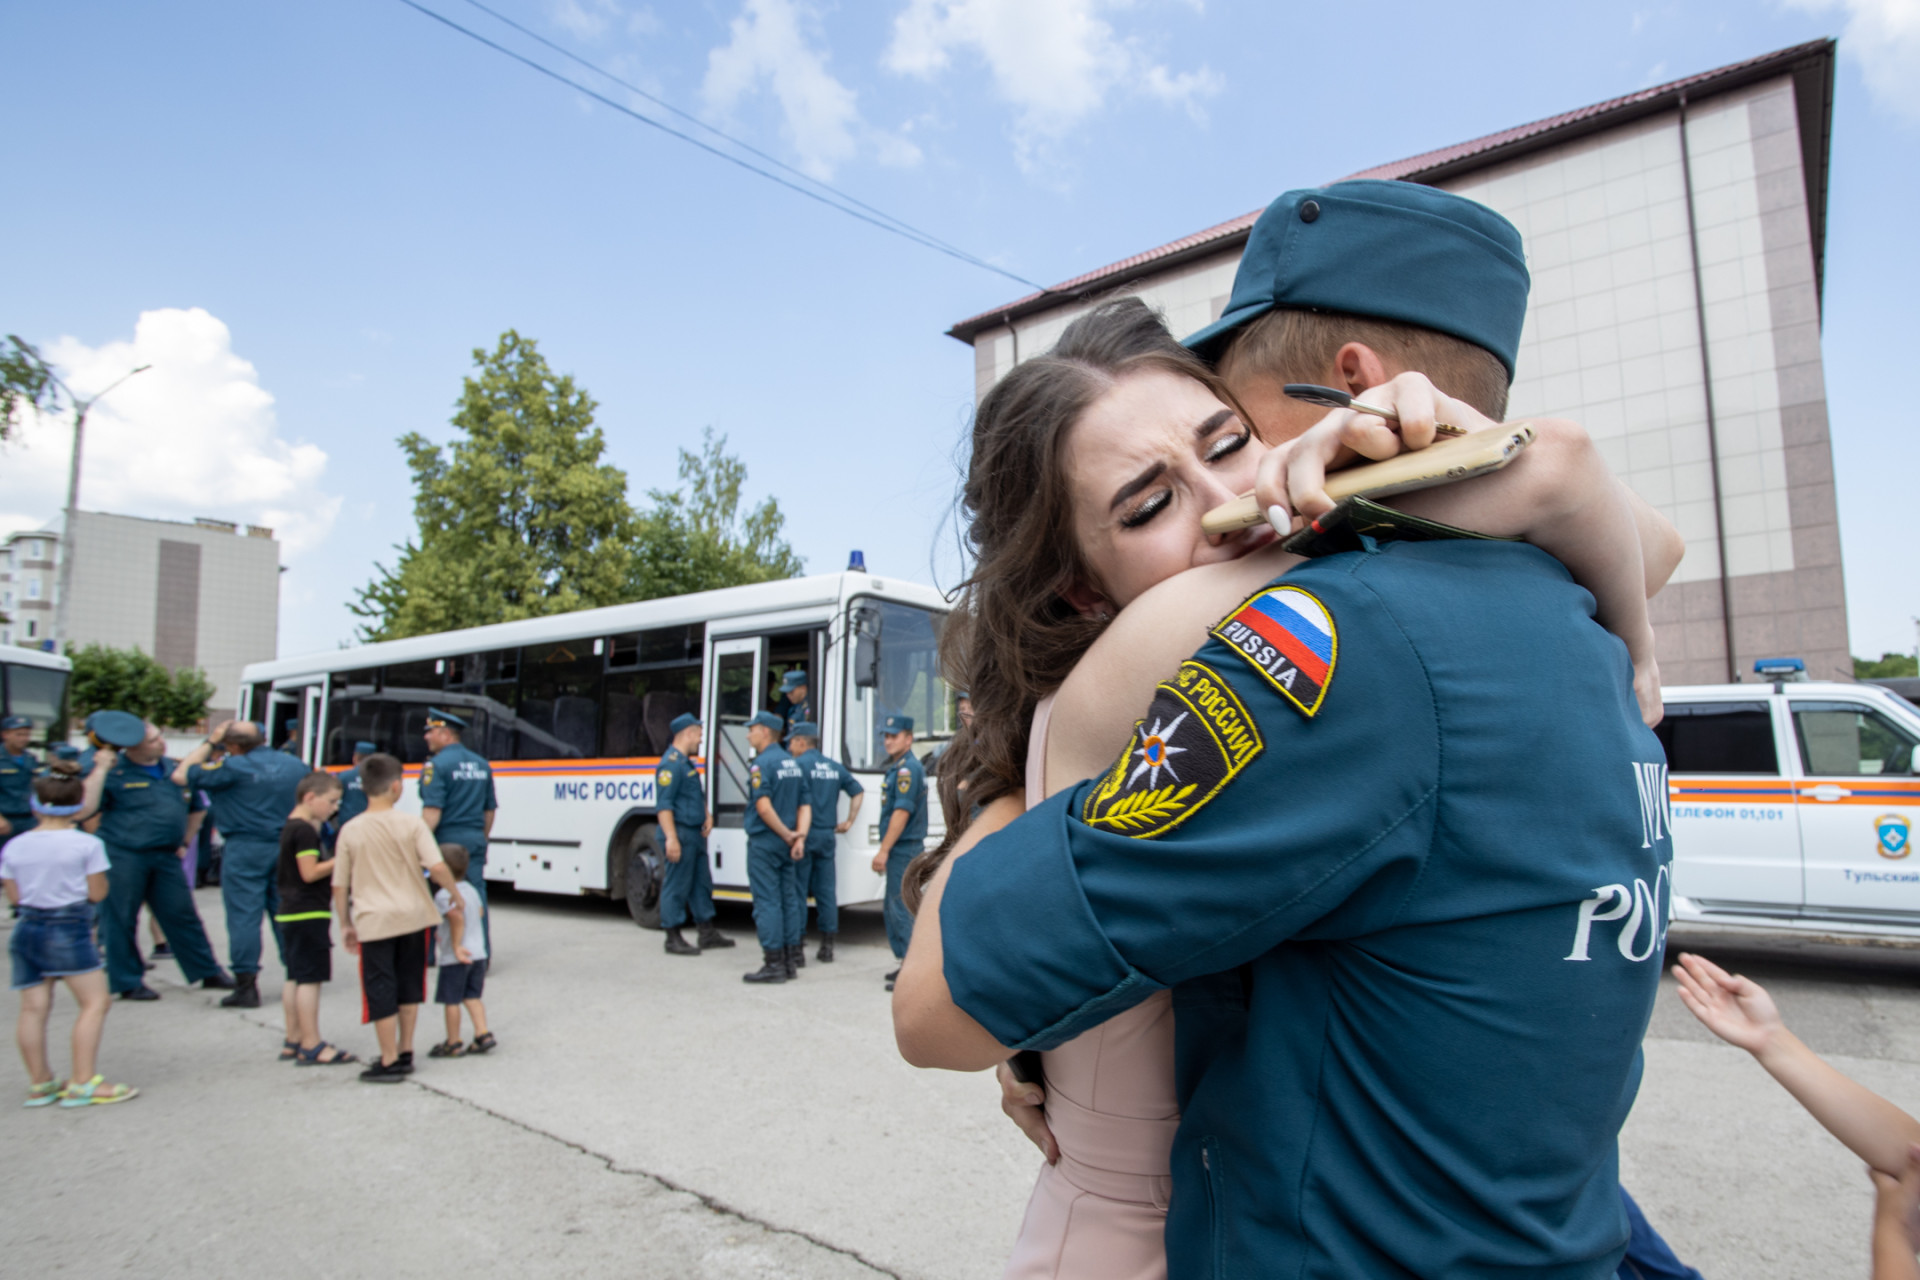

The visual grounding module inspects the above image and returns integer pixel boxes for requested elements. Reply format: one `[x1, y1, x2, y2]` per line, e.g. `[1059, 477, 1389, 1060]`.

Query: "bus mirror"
[1910, 744, 1920, 776]
[853, 606, 881, 689]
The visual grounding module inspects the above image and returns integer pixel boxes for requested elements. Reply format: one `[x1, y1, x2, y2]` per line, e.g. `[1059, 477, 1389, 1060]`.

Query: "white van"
[1658, 678, 1920, 938]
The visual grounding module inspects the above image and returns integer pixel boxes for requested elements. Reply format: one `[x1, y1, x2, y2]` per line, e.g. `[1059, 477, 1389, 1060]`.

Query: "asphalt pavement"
[6, 892, 1920, 1278]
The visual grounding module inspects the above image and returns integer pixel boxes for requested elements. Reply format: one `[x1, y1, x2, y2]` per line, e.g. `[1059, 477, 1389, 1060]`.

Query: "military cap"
[353, 740, 379, 756]
[780, 670, 809, 691]
[669, 712, 702, 734]
[51, 743, 82, 762]
[789, 721, 820, 739]
[424, 708, 468, 730]
[747, 710, 785, 733]
[882, 714, 915, 735]
[0, 714, 29, 731]
[86, 710, 147, 749]
[1182, 180, 1530, 378]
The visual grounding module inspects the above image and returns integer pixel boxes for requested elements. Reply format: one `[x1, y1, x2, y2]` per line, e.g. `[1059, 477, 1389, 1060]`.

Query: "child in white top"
[428, 842, 494, 1057]
[0, 764, 136, 1107]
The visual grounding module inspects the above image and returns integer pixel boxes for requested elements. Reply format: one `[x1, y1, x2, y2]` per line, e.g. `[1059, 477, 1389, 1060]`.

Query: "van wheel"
[626, 825, 664, 929]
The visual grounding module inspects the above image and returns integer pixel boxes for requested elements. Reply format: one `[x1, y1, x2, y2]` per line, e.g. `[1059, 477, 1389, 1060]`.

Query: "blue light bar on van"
[1754, 657, 1806, 678]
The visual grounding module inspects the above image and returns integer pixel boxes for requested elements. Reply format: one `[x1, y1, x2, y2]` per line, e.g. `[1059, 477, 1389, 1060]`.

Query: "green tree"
[630, 427, 805, 600]
[1, 334, 60, 444]
[350, 331, 639, 641]
[67, 643, 215, 729]
[1856, 652, 1919, 680]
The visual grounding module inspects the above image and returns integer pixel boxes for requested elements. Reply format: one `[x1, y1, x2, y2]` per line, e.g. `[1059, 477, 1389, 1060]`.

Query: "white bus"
[2, 645, 71, 740]
[236, 571, 954, 925]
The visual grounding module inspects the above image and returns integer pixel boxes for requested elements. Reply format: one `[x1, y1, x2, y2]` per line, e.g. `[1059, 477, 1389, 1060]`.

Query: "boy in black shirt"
[276, 772, 356, 1066]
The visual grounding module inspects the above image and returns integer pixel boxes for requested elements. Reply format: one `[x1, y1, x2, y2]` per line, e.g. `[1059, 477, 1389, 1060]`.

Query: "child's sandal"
[24, 1080, 62, 1108]
[427, 1040, 464, 1058]
[280, 1039, 299, 1062]
[467, 1033, 497, 1055]
[59, 1075, 138, 1107]
[295, 1041, 358, 1066]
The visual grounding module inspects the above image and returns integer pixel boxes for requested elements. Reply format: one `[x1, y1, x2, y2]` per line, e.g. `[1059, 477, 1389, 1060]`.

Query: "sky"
[3, 0, 1916, 664]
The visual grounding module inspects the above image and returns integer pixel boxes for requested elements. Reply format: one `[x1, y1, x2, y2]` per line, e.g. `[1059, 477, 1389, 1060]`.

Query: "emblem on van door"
[1878, 815, 1911, 859]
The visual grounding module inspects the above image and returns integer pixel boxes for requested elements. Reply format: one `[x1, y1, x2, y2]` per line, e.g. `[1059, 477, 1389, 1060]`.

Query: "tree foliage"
[67, 643, 216, 729]
[350, 331, 639, 641]
[1856, 652, 1919, 680]
[630, 427, 805, 600]
[1, 334, 61, 444]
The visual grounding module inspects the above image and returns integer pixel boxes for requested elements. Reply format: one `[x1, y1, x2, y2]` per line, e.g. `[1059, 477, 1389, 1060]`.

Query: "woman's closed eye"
[1119, 489, 1171, 529]
[1206, 427, 1253, 463]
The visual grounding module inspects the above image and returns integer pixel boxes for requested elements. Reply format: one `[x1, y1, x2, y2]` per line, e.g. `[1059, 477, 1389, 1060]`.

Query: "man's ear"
[1059, 580, 1114, 620]
[1332, 342, 1394, 395]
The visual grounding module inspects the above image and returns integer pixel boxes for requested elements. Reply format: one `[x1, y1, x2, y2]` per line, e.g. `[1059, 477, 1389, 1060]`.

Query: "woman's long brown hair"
[905, 297, 1241, 911]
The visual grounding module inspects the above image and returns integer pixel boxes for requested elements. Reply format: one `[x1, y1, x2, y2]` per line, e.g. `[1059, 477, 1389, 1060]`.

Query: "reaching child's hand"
[455, 945, 472, 964]
[1672, 952, 1786, 1057]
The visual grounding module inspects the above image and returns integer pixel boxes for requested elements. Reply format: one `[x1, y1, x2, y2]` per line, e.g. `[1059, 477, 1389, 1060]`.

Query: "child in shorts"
[428, 842, 493, 1057]
[275, 771, 356, 1066]
[0, 763, 135, 1107]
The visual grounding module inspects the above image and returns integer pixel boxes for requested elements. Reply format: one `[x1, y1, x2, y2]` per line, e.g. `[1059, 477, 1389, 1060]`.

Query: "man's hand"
[208, 720, 235, 744]
[1671, 952, 1787, 1057]
[701, 816, 712, 838]
[790, 838, 805, 861]
[997, 1061, 1059, 1164]
[836, 819, 852, 833]
[871, 849, 889, 875]
[664, 837, 681, 865]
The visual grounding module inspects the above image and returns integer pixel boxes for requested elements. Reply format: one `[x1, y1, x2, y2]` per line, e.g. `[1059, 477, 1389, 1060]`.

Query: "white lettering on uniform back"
[1633, 761, 1669, 849]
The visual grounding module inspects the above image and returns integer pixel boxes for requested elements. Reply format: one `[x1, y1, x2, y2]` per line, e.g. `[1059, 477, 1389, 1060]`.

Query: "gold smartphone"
[1200, 423, 1537, 536]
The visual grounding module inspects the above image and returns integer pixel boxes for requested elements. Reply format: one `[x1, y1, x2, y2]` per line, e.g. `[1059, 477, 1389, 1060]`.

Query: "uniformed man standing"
[742, 710, 809, 984]
[334, 740, 377, 830]
[80, 712, 233, 1001]
[869, 713, 926, 991]
[788, 722, 862, 963]
[776, 670, 812, 742]
[173, 720, 308, 1008]
[654, 713, 734, 956]
[420, 709, 497, 954]
[0, 714, 40, 853]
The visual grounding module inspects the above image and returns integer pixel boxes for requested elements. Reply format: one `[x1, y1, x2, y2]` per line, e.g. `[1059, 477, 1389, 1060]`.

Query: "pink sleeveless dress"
[1002, 694, 1177, 1280]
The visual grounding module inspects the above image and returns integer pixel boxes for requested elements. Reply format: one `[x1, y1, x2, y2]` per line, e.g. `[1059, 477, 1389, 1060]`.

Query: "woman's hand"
[997, 1061, 1059, 1165]
[1253, 373, 1494, 531]
[1671, 952, 1787, 1057]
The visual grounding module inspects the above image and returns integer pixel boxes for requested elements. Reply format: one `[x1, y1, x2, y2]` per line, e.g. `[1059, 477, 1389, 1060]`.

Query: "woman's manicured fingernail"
[1266, 504, 1289, 534]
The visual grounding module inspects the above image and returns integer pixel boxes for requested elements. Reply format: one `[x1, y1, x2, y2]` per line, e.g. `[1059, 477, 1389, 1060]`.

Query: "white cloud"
[549, 0, 622, 41]
[1785, 0, 1920, 122]
[703, 0, 920, 180]
[0, 307, 341, 557]
[883, 0, 1220, 169]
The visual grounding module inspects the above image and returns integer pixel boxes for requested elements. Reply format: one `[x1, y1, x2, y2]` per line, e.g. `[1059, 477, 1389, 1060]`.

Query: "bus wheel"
[625, 824, 664, 929]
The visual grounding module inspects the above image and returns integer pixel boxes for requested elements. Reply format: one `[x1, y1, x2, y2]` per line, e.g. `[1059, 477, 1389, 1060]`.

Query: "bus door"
[705, 638, 764, 890]
[1791, 698, 1920, 917]
[263, 683, 321, 762]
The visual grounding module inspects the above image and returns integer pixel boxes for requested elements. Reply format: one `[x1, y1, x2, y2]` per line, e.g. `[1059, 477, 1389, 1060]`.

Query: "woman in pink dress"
[905, 297, 1681, 1278]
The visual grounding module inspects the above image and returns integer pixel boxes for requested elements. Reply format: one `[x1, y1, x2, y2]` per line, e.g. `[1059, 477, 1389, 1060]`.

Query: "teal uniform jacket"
[940, 541, 1671, 1280]
[794, 749, 861, 852]
[335, 765, 369, 827]
[420, 741, 495, 843]
[188, 747, 309, 843]
[654, 746, 706, 832]
[97, 756, 204, 851]
[877, 750, 927, 848]
[744, 744, 806, 845]
[0, 746, 40, 831]
[779, 697, 814, 740]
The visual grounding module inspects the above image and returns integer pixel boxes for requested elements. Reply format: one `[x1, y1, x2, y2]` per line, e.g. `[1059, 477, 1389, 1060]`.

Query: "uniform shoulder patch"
[1209, 584, 1337, 718]
[896, 767, 912, 794]
[421, 763, 434, 786]
[1080, 660, 1264, 839]
[657, 769, 673, 788]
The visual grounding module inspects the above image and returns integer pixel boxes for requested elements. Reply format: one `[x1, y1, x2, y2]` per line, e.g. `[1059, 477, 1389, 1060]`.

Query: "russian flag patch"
[1210, 585, 1337, 718]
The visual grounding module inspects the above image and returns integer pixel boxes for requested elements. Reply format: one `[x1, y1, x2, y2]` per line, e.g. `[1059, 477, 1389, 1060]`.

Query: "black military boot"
[789, 943, 806, 970]
[696, 922, 736, 949]
[816, 934, 835, 963]
[663, 928, 699, 956]
[743, 949, 789, 984]
[220, 972, 260, 1009]
[200, 970, 237, 991]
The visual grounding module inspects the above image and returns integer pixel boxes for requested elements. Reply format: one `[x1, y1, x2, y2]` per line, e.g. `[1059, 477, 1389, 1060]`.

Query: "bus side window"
[1653, 702, 1778, 774]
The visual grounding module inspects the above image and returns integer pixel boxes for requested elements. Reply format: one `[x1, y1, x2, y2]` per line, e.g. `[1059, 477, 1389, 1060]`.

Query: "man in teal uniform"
[334, 739, 377, 829]
[420, 709, 497, 954]
[80, 711, 232, 1001]
[0, 714, 39, 853]
[655, 713, 733, 956]
[741, 710, 809, 984]
[776, 669, 812, 742]
[788, 721, 863, 963]
[871, 713, 926, 991]
[173, 720, 309, 1008]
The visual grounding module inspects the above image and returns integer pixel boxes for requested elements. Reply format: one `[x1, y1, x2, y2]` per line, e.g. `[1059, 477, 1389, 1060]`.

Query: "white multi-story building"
[947, 40, 1844, 687]
[1, 512, 280, 722]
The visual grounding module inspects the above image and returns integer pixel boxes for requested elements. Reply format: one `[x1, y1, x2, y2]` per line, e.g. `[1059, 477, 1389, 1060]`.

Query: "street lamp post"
[50, 362, 150, 652]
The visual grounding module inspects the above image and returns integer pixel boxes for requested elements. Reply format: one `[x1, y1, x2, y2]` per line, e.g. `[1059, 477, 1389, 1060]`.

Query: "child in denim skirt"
[0, 763, 136, 1107]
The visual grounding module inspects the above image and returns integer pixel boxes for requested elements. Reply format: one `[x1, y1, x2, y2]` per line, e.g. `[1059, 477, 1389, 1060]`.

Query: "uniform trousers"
[658, 830, 714, 929]
[219, 836, 283, 976]
[440, 828, 490, 955]
[747, 837, 803, 951]
[797, 841, 838, 935]
[101, 845, 223, 993]
[883, 840, 923, 960]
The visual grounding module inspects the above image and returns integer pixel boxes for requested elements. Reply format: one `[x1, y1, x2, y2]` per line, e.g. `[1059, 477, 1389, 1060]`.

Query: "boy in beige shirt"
[330, 753, 464, 1084]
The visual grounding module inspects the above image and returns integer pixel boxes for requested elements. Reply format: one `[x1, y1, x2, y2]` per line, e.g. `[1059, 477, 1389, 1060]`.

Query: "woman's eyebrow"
[1193, 408, 1236, 439]
[1110, 461, 1167, 512]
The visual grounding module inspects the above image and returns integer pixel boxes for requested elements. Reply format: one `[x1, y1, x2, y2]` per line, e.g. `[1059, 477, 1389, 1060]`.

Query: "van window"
[1791, 702, 1920, 777]
[1655, 702, 1778, 774]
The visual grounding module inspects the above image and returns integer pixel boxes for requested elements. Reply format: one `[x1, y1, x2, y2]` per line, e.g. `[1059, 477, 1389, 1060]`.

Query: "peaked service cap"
[788, 721, 820, 739]
[747, 711, 785, 733]
[0, 715, 29, 731]
[424, 708, 468, 730]
[353, 740, 379, 755]
[780, 670, 809, 691]
[86, 710, 147, 749]
[882, 714, 915, 735]
[1182, 180, 1530, 378]
[669, 713, 702, 734]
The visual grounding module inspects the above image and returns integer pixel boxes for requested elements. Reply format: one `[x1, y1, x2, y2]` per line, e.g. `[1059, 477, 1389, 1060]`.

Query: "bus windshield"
[843, 598, 952, 771]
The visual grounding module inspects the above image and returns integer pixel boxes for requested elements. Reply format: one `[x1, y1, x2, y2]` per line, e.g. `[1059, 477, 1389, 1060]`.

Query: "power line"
[393, 0, 1054, 294]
